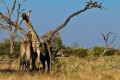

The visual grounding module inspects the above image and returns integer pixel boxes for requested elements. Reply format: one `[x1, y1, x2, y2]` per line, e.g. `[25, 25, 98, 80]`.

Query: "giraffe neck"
[24, 21, 41, 48]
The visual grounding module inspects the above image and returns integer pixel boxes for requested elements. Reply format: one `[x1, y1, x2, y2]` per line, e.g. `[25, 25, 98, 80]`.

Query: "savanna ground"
[0, 41, 120, 80]
[0, 55, 120, 80]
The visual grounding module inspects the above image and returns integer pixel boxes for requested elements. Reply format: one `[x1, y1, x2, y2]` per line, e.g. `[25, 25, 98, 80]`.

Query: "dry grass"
[0, 55, 120, 80]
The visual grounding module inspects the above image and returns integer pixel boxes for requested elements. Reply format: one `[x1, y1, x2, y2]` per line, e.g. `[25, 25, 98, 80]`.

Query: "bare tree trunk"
[9, 22, 14, 54]
[101, 49, 108, 56]
[10, 35, 14, 54]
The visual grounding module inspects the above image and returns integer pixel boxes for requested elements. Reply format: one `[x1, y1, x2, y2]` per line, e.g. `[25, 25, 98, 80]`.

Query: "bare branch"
[14, 2, 25, 34]
[16, 3, 25, 25]
[101, 33, 107, 41]
[17, 0, 27, 5]
[110, 35, 118, 46]
[0, 12, 27, 36]
[106, 32, 112, 40]
[9, 0, 17, 18]
[50, 1, 106, 38]
[1, 0, 9, 14]
[0, 23, 24, 42]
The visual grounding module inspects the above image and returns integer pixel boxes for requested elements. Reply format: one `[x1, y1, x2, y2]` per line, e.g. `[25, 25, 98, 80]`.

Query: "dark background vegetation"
[0, 39, 120, 59]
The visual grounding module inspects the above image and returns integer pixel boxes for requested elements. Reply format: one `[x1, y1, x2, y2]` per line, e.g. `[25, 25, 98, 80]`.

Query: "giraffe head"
[21, 10, 31, 22]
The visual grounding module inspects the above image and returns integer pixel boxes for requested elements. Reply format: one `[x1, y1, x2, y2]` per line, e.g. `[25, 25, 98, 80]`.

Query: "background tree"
[42, 1, 106, 58]
[101, 32, 118, 56]
[42, 31, 62, 50]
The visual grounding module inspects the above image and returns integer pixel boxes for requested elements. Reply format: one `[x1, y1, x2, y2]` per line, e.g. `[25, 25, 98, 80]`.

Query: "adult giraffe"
[21, 11, 41, 69]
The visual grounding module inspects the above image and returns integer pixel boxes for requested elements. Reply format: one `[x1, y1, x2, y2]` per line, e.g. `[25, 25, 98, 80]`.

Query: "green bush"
[105, 49, 119, 56]
[0, 39, 10, 55]
[0, 39, 119, 59]
[0, 39, 21, 58]
[63, 46, 88, 58]
[92, 46, 104, 56]
[73, 48, 88, 58]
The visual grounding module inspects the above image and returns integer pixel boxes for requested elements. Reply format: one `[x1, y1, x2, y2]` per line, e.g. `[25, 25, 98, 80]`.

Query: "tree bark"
[10, 36, 14, 54]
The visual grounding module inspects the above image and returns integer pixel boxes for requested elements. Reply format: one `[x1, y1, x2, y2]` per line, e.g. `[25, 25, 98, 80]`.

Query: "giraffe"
[21, 11, 41, 68]
[19, 31, 32, 70]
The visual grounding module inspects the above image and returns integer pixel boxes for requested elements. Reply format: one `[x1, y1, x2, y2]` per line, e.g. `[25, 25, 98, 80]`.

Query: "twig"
[1, 0, 9, 15]
[9, 0, 17, 18]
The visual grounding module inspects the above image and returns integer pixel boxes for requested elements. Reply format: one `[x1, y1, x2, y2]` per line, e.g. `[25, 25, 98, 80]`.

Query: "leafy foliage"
[0, 39, 21, 59]
[62, 45, 120, 57]
[0, 39, 119, 59]
[63, 46, 88, 58]
[92, 46, 104, 56]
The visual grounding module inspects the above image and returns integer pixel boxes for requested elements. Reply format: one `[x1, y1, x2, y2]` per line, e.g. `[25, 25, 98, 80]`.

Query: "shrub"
[63, 46, 88, 58]
[105, 49, 119, 56]
[92, 46, 104, 56]
[0, 39, 10, 55]
[0, 39, 21, 59]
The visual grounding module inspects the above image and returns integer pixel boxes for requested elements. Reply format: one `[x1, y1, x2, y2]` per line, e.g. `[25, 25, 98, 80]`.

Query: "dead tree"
[50, 1, 106, 37]
[0, 0, 26, 54]
[45, 1, 106, 46]
[43, 1, 106, 54]
[101, 32, 117, 56]
[41, 1, 106, 71]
